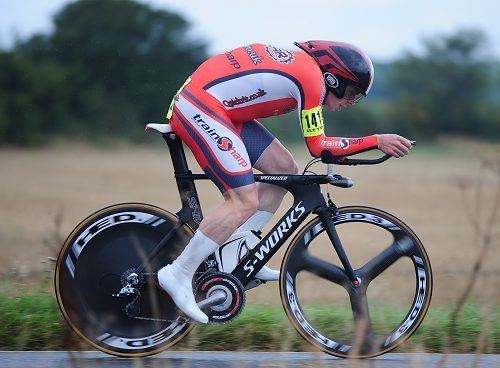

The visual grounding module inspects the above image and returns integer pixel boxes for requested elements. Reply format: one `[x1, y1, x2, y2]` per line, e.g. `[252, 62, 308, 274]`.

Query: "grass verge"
[0, 290, 498, 353]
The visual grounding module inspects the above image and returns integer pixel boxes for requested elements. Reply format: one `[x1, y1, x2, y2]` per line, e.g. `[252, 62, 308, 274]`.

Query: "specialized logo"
[244, 45, 263, 64]
[192, 114, 248, 167]
[324, 72, 339, 88]
[244, 202, 305, 276]
[260, 175, 288, 181]
[222, 88, 267, 108]
[225, 50, 241, 69]
[265, 45, 295, 64]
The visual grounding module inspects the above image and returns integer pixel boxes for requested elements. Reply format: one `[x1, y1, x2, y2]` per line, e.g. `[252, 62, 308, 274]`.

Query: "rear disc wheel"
[55, 203, 198, 357]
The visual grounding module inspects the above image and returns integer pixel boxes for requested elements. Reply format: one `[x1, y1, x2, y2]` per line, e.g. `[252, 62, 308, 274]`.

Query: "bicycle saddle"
[145, 123, 173, 134]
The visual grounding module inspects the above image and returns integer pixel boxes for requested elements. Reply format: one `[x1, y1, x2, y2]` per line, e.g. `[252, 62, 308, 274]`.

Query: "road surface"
[0, 351, 497, 368]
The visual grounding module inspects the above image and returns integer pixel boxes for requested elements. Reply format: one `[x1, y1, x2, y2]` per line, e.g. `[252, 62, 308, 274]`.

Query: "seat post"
[163, 132, 204, 228]
[163, 133, 190, 174]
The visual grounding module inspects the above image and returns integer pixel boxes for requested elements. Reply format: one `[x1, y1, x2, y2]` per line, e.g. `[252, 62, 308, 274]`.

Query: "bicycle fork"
[317, 209, 359, 286]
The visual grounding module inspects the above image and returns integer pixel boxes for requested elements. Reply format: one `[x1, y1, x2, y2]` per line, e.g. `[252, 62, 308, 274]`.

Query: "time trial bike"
[55, 122, 432, 358]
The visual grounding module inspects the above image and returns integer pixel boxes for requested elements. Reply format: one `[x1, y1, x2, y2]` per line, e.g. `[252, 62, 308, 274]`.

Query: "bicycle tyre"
[55, 202, 197, 357]
[279, 206, 432, 358]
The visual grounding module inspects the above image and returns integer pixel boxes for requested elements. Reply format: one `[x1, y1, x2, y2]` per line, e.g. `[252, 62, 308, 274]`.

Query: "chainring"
[194, 272, 246, 324]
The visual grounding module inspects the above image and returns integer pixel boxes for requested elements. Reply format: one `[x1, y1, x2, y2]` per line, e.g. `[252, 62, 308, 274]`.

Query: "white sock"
[237, 210, 273, 233]
[174, 230, 220, 275]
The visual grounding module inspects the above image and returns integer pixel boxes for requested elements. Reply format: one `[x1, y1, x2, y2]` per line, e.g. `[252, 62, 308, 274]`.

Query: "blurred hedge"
[0, 290, 498, 353]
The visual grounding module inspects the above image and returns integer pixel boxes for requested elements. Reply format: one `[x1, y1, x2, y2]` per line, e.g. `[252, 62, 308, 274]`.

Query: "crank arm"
[197, 290, 226, 310]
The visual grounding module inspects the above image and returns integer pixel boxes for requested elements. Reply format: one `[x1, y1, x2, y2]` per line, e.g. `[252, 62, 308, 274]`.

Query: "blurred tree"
[0, 51, 71, 145]
[389, 29, 500, 138]
[7, 0, 207, 144]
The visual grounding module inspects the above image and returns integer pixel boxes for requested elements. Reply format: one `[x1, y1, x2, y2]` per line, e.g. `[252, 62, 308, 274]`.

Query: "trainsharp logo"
[244, 202, 305, 277]
[319, 138, 364, 150]
[192, 114, 248, 167]
[225, 50, 241, 69]
[217, 137, 233, 151]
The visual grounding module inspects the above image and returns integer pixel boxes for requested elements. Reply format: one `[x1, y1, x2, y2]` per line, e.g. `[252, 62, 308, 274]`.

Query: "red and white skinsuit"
[168, 43, 377, 192]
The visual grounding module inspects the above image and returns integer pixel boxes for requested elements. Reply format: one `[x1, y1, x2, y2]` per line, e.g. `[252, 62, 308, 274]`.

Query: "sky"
[1, 0, 499, 61]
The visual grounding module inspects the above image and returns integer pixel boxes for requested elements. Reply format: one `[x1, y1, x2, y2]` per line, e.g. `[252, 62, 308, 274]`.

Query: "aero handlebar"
[321, 141, 416, 166]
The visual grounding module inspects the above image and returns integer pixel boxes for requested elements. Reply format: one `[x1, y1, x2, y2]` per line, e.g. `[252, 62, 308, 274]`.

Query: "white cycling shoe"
[256, 265, 280, 281]
[215, 231, 280, 281]
[157, 264, 208, 324]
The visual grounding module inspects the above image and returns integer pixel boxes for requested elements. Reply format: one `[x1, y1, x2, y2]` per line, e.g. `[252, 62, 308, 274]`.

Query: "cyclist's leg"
[236, 119, 299, 230]
[253, 137, 299, 212]
[199, 185, 258, 243]
[159, 86, 258, 323]
[234, 120, 299, 281]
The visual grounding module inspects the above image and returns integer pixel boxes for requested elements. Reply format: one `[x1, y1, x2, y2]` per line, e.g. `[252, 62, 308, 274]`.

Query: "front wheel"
[280, 206, 432, 358]
[55, 203, 198, 357]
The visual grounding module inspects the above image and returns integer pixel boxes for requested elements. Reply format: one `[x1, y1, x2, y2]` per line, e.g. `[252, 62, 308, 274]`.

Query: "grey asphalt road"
[0, 351, 498, 368]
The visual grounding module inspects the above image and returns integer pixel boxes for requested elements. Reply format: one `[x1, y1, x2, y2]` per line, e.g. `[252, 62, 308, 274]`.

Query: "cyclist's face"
[325, 92, 354, 111]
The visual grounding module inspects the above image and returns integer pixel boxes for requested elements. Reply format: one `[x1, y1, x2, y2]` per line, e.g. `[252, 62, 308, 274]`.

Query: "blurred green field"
[0, 289, 498, 353]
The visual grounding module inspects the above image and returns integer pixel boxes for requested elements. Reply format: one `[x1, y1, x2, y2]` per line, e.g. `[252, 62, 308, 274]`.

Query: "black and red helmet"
[295, 40, 374, 103]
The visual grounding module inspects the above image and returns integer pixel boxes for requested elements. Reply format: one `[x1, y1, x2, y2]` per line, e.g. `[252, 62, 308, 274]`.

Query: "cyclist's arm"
[300, 106, 378, 157]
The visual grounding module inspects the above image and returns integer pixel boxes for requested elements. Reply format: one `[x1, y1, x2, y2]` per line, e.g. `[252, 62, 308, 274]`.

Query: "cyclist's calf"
[199, 184, 259, 244]
[225, 184, 260, 226]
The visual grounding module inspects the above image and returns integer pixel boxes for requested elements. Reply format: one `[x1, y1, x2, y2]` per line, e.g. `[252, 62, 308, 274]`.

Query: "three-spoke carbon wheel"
[280, 206, 432, 358]
[55, 203, 197, 357]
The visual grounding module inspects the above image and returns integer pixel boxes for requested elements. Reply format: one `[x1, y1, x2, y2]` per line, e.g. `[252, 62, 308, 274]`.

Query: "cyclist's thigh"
[236, 120, 297, 174]
[234, 119, 276, 166]
[170, 86, 254, 193]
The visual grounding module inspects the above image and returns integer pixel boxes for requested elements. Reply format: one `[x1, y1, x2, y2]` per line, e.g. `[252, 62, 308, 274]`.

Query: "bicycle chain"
[132, 315, 193, 324]
[127, 271, 214, 325]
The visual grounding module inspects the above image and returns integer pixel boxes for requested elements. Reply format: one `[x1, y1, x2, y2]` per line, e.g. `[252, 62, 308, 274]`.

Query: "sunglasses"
[343, 85, 365, 104]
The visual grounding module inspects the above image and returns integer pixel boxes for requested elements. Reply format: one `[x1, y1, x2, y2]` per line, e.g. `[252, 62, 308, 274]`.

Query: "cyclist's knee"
[275, 157, 299, 175]
[236, 191, 259, 222]
[257, 142, 299, 175]
[288, 160, 299, 175]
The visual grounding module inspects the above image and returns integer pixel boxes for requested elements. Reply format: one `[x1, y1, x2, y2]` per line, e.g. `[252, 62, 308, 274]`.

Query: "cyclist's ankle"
[172, 230, 219, 274]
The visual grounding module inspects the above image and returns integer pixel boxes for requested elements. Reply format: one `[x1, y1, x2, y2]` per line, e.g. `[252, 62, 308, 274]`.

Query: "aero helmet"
[295, 40, 374, 103]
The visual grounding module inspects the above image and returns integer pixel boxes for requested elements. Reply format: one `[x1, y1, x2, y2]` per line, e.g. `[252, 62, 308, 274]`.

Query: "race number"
[301, 106, 325, 137]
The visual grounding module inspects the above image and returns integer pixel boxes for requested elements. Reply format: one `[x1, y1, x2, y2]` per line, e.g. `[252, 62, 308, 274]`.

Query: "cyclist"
[158, 41, 412, 323]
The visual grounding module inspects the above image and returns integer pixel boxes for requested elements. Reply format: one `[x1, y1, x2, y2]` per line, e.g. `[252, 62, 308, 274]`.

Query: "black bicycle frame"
[135, 132, 358, 286]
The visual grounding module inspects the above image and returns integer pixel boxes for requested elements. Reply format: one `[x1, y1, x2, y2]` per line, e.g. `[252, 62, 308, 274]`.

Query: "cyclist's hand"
[376, 134, 413, 158]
